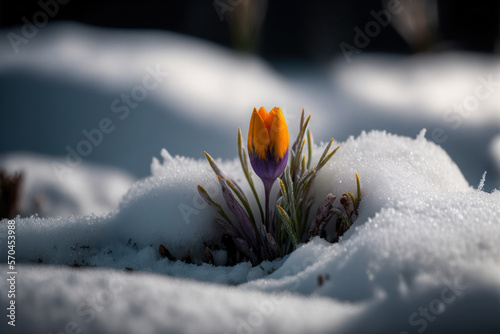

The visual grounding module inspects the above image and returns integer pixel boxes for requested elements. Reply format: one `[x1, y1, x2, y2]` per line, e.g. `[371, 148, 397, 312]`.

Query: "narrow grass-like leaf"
[307, 129, 313, 169]
[238, 128, 264, 224]
[284, 166, 298, 232]
[317, 139, 334, 167]
[302, 114, 311, 138]
[339, 215, 352, 228]
[217, 176, 258, 248]
[197, 185, 233, 226]
[292, 110, 311, 155]
[207, 143, 259, 231]
[276, 205, 299, 245]
[204, 151, 224, 178]
[356, 172, 361, 205]
[276, 196, 283, 207]
[238, 129, 248, 176]
[292, 110, 305, 153]
[296, 138, 306, 168]
[214, 218, 238, 238]
[301, 155, 306, 176]
[347, 192, 356, 208]
[302, 203, 312, 239]
[226, 178, 256, 227]
[228, 178, 246, 200]
[317, 145, 340, 171]
[297, 167, 315, 191]
[278, 179, 288, 204]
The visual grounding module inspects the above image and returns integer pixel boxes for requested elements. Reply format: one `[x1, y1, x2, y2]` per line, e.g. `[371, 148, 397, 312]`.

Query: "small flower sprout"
[197, 107, 361, 266]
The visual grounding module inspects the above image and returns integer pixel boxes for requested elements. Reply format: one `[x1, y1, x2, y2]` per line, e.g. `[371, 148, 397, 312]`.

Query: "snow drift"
[0, 153, 135, 217]
[1, 130, 499, 334]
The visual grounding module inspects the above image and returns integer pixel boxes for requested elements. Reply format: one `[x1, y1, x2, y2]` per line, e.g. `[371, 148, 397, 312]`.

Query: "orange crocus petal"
[263, 107, 276, 131]
[248, 108, 270, 159]
[258, 106, 268, 120]
[269, 107, 289, 160]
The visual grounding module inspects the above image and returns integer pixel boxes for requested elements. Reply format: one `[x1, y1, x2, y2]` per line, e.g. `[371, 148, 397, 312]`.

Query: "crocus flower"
[248, 106, 289, 230]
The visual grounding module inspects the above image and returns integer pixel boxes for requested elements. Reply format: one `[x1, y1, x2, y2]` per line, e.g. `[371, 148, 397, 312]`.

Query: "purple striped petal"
[249, 148, 289, 184]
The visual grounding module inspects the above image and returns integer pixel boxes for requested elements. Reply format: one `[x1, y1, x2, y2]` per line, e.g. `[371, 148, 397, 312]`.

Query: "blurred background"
[0, 0, 499, 218]
[2, 0, 499, 56]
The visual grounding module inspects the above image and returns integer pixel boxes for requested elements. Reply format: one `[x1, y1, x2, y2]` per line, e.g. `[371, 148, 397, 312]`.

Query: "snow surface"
[0, 153, 135, 217]
[1, 22, 499, 333]
[491, 135, 500, 176]
[331, 54, 500, 125]
[1, 130, 499, 333]
[1, 22, 498, 191]
[0, 22, 295, 180]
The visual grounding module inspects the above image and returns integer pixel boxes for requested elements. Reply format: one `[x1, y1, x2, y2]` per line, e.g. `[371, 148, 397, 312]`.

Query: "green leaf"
[197, 185, 233, 226]
[301, 155, 306, 176]
[296, 167, 315, 191]
[237, 128, 264, 224]
[226, 178, 256, 227]
[284, 166, 298, 232]
[292, 109, 311, 157]
[204, 151, 224, 178]
[218, 176, 261, 248]
[276, 205, 299, 245]
[356, 173, 361, 204]
[307, 129, 313, 169]
[347, 192, 357, 208]
[302, 114, 311, 136]
[317, 145, 340, 171]
[296, 138, 306, 169]
[237, 128, 249, 174]
[317, 138, 334, 167]
[278, 178, 288, 204]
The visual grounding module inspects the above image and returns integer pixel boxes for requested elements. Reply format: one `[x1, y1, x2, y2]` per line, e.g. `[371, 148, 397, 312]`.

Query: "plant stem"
[264, 180, 273, 234]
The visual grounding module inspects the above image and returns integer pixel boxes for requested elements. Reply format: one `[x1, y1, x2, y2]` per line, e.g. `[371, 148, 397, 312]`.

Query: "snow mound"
[244, 129, 500, 302]
[311, 129, 470, 223]
[1, 130, 499, 333]
[0, 130, 492, 270]
[0, 153, 134, 217]
[332, 53, 500, 124]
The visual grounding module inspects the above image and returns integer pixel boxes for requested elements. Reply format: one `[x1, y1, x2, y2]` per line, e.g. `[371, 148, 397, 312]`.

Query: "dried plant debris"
[317, 274, 330, 287]
[180, 252, 193, 264]
[204, 246, 214, 265]
[0, 168, 23, 219]
[159, 244, 176, 261]
[70, 260, 95, 268]
[309, 173, 361, 243]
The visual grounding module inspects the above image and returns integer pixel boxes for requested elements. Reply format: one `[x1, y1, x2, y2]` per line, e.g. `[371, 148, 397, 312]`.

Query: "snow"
[0, 22, 296, 178]
[1, 22, 498, 191]
[3, 265, 363, 334]
[0, 153, 134, 217]
[0, 22, 499, 333]
[331, 54, 500, 125]
[491, 135, 500, 179]
[478, 171, 488, 191]
[2, 130, 500, 333]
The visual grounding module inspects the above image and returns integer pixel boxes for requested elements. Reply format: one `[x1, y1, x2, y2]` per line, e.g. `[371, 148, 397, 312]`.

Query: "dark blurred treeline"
[1, 0, 498, 60]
